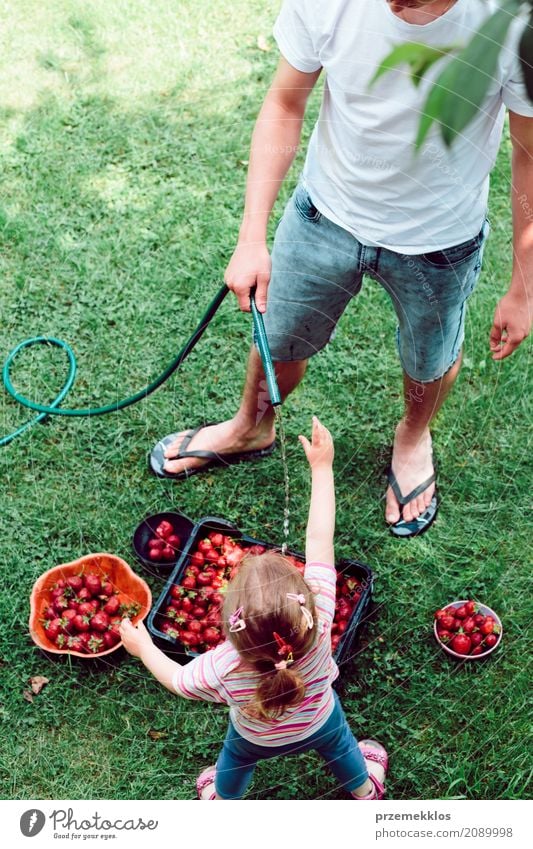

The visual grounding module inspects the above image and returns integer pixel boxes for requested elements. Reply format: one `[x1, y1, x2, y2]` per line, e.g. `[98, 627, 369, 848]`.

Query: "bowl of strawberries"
[434, 599, 502, 660]
[29, 553, 152, 658]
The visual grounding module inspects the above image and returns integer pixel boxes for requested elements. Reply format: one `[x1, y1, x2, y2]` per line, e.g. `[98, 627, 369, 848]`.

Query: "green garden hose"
[1, 284, 230, 446]
[2, 285, 282, 447]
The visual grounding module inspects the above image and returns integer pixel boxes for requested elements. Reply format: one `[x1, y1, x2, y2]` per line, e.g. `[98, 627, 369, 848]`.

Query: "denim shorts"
[262, 182, 489, 382]
[214, 691, 368, 799]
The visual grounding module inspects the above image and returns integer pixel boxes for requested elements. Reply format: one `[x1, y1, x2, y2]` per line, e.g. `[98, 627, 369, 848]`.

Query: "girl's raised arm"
[299, 416, 335, 566]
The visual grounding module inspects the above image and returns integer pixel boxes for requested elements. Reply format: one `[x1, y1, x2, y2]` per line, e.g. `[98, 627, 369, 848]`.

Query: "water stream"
[274, 406, 290, 555]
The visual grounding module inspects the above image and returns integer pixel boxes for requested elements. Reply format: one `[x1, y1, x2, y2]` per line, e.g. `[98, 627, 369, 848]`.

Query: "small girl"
[120, 416, 388, 800]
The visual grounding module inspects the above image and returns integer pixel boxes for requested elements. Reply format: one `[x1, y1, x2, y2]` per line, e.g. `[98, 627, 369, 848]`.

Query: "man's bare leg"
[163, 347, 307, 475]
[385, 354, 463, 524]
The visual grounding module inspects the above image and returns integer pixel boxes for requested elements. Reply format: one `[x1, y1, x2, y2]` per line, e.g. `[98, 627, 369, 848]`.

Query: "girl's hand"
[299, 416, 334, 469]
[119, 618, 152, 658]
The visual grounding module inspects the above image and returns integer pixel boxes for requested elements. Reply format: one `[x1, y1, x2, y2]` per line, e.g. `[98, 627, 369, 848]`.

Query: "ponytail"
[247, 665, 306, 721]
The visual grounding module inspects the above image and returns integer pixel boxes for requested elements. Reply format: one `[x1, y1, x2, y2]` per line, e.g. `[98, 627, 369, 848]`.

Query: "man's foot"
[385, 420, 435, 524]
[163, 419, 275, 476]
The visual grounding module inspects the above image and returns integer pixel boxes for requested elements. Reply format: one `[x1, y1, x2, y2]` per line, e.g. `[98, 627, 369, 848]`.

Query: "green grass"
[0, 0, 531, 800]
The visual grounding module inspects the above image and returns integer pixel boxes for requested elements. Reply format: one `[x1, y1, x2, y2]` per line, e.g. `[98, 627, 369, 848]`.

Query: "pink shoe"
[197, 766, 217, 800]
[353, 740, 388, 800]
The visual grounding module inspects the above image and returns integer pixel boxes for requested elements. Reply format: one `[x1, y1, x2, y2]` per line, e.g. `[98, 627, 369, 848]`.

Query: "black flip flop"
[386, 467, 439, 538]
[149, 422, 276, 480]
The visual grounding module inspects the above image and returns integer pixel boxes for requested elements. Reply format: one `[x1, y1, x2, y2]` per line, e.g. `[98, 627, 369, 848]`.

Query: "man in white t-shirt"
[152, 0, 532, 537]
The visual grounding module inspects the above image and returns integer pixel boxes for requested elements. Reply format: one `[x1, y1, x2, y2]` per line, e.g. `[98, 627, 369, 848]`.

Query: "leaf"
[256, 35, 270, 52]
[369, 41, 456, 89]
[417, 0, 522, 148]
[29, 676, 49, 695]
[415, 59, 460, 148]
[23, 690, 34, 704]
[147, 729, 167, 741]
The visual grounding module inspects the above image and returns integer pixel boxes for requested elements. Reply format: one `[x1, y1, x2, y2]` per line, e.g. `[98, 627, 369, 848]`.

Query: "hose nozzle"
[250, 290, 281, 407]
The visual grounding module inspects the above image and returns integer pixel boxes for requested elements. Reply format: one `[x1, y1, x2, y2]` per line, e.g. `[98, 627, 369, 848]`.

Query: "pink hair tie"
[286, 593, 314, 630]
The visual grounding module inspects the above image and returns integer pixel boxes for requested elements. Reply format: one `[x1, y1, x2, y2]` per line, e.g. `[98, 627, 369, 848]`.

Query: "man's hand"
[299, 415, 334, 469]
[119, 618, 152, 658]
[224, 241, 272, 313]
[489, 289, 532, 360]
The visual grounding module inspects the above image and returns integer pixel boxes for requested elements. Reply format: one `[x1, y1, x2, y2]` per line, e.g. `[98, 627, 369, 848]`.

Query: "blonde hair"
[223, 552, 317, 720]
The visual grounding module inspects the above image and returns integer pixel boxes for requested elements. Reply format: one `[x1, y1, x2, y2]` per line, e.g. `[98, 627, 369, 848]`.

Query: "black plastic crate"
[147, 514, 373, 666]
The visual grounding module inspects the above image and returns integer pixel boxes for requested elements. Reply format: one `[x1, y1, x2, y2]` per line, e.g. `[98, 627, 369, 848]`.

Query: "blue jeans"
[214, 692, 368, 799]
[262, 182, 489, 382]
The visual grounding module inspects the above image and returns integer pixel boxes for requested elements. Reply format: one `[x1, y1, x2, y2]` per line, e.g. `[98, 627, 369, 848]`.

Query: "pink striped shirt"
[172, 562, 339, 746]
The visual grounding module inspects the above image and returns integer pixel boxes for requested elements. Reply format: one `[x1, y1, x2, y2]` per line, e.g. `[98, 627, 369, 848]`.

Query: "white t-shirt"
[273, 0, 533, 253]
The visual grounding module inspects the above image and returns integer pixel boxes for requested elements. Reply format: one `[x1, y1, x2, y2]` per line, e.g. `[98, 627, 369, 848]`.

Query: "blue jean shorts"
[214, 691, 368, 799]
[262, 182, 489, 382]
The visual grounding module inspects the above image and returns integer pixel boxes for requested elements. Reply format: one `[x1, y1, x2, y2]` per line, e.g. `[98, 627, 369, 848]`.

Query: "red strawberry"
[156, 520, 173, 539]
[103, 596, 121, 616]
[437, 629, 452, 643]
[73, 614, 91, 633]
[198, 539, 212, 554]
[438, 615, 455, 632]
[102, 631, 121, 650]
[197, 571, 215, 587]
[84, 574, 101, 596]
[100, 581, 114, 597]
[465, 601, 477, 615]
[78, 632, 92, 652]
[209, 532, 224, 548]
[54, 595, 70, 614]
[77, 587, 92, 603]
[454, 605, 467, 620]
[90, 611, 110, 632]
[470, 631, 483, 647]
[190, 552, 205, 568]
[180, 631, 200, 647]
[61, 609, 78, 632]
[202, 627, 220, 645]
[473, 614, 485, 626]
[182, 576, 196, 590]
[480, 617, 496, 635]
[77, 601, 94, 618]
[484, 633, 498, 648]
[462, 617, 476, 634]
[161, 622, 180, 639]
[470, 645, 484, 656]
[67, 635, 84, 652]
[449, 634, 472, 655]
[66, 576, 84, 593]
[87, 634, 104, 654]
[44, 619, 62, 642]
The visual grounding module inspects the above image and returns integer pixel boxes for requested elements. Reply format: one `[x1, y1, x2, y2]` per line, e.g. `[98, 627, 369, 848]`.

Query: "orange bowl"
[29, 553, 152, 658]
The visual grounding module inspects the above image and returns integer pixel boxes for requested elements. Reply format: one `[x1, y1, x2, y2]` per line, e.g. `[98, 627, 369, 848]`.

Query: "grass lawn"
[0, 0, 531, 800]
